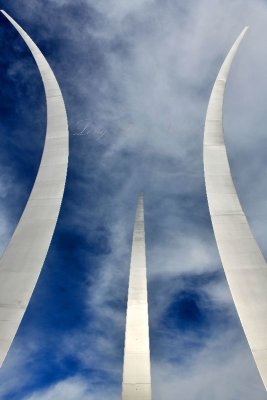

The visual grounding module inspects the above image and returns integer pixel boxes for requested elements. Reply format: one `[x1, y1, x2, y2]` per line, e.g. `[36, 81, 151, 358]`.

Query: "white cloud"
[153, 338, 266, 399]
[2, 0, 267, 398]
[24, 377, 118, 400]
[88, 0, 155, 22]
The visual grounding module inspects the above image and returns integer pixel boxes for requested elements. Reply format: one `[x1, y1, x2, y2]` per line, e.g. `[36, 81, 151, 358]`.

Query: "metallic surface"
[204, 27, 267, 390]
[122, 196, 151, 400]
[0, 11, 68, 366]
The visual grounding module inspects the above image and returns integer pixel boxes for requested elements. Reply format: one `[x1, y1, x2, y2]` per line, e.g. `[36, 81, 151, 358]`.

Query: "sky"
[0, 0, 267, 399]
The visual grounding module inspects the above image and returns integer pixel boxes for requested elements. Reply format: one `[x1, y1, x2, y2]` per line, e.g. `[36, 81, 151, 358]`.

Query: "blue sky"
[1, 0, 267, 399]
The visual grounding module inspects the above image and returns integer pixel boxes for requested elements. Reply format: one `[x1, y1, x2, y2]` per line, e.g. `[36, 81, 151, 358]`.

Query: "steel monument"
[122, 195, 151, 400]
[204, 27, 267, 390]
[0, 11, 69, 366]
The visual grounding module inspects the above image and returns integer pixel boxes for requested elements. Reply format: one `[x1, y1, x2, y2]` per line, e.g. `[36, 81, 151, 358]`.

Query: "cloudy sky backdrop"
[1, 0, 267, 399]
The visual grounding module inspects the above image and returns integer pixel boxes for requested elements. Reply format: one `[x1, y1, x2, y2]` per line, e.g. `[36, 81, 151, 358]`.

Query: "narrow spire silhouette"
[122, 195, 151, 399]
[0, 11, 69, 366]
[204, 27, 267, 390]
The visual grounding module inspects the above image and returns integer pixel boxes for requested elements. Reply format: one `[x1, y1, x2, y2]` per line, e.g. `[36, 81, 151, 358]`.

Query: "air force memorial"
[0, 10, 267, 398]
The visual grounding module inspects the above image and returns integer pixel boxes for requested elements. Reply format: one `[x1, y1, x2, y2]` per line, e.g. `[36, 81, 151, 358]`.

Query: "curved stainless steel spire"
[0, 11, 68, 366]
[204, 28, 267, 390]
[122, 195, 151, 400]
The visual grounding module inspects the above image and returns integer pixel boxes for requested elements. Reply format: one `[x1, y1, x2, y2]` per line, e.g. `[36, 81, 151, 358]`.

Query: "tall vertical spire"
[0, 11, 68, 366]
[204, 27, 267, 390]
[122, 195, 151, 400]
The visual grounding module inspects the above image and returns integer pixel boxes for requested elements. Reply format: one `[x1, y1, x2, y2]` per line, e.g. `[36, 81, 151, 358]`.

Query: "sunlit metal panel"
[0, 11, 68, 365]
[122, 195, 151, 400]
[204, 27, 267, 389]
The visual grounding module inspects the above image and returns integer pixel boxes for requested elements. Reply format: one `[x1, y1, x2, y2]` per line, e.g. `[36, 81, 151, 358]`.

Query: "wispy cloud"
[1, 0, 267, 398]
[24, 376, 118, 400]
